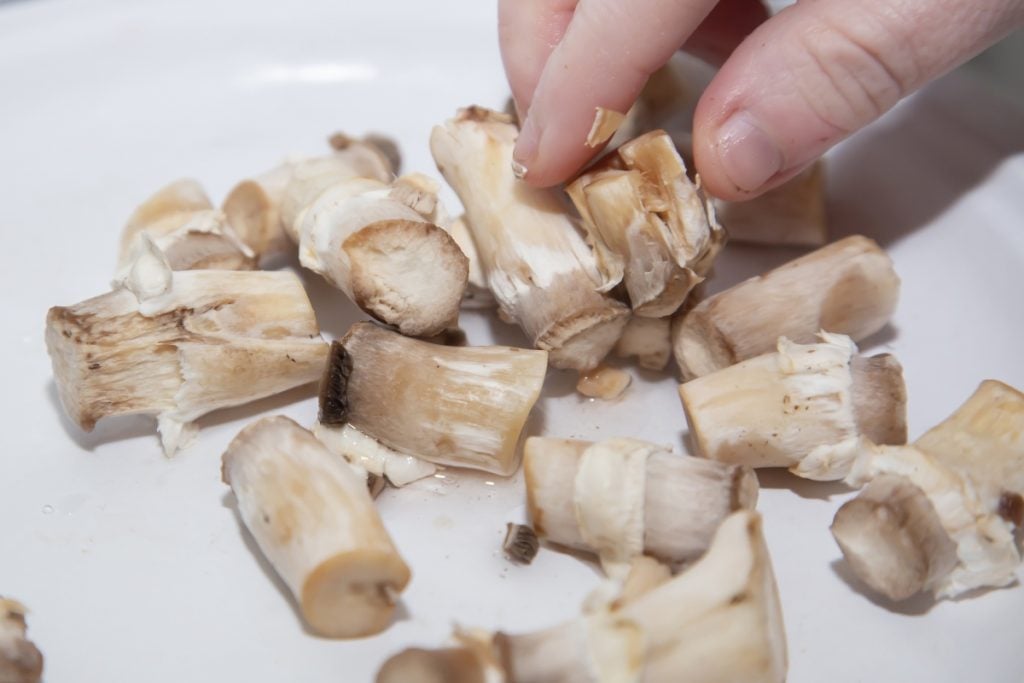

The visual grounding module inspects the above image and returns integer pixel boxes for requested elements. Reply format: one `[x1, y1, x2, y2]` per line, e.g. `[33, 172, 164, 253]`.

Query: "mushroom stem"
[45, 265, 328, 456]
[293, 173, 468, 337]
[832, 380, 1024, 600]
[678, 332, 907, 480]
[712, 162, 828, 247]
[672, 235, 900, 379]
[524, 437, 757, 571]
[430, 106, 629, 371]
[117, 179, 255, 274]
[311, 421, 436, 487]
[320, 322, 547, 475]
[613, 316, 672, 371]
[222, 416, 410, 638]
[376, 511, 787, 683]
[445, 214, 496, 309]
[566, 130, 725, 317]
[0, 598, 43, 683]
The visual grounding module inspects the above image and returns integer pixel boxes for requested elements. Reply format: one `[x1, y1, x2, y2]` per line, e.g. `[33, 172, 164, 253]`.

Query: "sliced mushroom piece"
[320, 322, 547, 475]
[679, 332, 907, 480]
[0, 598, 43, 683]
[673, 235, 900, 379]
[293, 173, 468, 337]
[46, 258, 328, 456]
[117, 179, 255, 275]
[524, 436, 757, 573]
[832, 380, 1024, 600]
[503, 523, 540, 565]
[222, 133, 397, 260]
[222, 416, 410, 638]
[430, 106, 629, 371]
[311, 421, 436, 487]
[376, 511, 787, 683]
[614, 315, 672, 371]
[446, 215, 496, 309]
[575, 364, 632, 400]
[712, 162, 828, 247]
[566, 130, 726, 317]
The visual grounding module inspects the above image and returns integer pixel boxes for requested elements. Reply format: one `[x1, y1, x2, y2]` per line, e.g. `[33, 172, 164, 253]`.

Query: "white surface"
[1, 1, 1023, 682]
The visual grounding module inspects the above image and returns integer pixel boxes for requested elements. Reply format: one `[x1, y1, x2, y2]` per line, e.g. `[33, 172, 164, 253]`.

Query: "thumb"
[694, 0, 1024, 200]
[514, 0, 718, 187]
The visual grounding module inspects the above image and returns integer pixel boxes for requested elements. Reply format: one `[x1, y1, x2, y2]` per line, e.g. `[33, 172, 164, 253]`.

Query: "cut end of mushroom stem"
[503, 523, 540, 565]
[430, 106, 629, 371]
[320, 322, 547, 475]
[0, 598, 44, 683]
[673, 235, 900, 380]
[222, 416, 410, 638]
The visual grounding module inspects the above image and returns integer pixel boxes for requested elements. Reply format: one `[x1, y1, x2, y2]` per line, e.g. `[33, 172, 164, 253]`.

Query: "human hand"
[500, 0, 1024, 200]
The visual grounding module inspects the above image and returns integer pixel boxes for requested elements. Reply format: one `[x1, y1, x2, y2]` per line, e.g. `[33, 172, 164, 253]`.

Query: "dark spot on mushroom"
[503, 523, 540, 564]
[318, 340, 353, 426]
[997, 491, 1023, 527]
[88, 362, 101, 370]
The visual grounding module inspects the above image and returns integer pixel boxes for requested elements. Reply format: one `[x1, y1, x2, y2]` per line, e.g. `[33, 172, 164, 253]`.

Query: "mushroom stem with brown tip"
[117, 179, 255, 274]
[45, 258, 328, 456]
[376, 511, 787, 683]
[524, 437, 757, 572]
[222, 416, 410, 638]
[673, 235, 899, 379]
[0, 598, 43, 683]
[679, 332, 907, 480]
[430, 106, 629, 371]
[293, 172, 468, 337]
[566, 130, 725, 317]
[832, 380, 1024, 600]
[320, 322, 547, 475]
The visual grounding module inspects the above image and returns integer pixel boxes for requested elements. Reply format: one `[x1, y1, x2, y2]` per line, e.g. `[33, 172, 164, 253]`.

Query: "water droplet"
[41, 504, 54, 515]
[484, 481, 496, 486]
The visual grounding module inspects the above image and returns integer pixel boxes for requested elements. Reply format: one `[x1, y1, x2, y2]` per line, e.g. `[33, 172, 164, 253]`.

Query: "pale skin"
[500, 0, 1024, 200]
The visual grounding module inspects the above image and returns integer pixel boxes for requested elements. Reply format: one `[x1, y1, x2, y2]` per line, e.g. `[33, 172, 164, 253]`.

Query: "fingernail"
[513, 116, 541, 178]
[715, 111, 782, 193]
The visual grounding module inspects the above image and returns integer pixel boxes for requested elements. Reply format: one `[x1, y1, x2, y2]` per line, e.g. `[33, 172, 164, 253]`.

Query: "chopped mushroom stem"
[673, 235, 900, 379]
[222, 416, 410, 638]
[833, 380, 1024, 600]
[376, 511, 787, 683]
[0, 598, 43, 683]
[117, 179, 255, 274]
[223, 134, 396, 261]
[312, 421, 437, 487]
[503, 524, 540, 565]
[713, 162, 827, 247]
[679, 333, 907, 480]
[575, 364, 632, 400]
[567, 130, 726, 317]
[524, 437, 757, 571]
[614, 316, 672, 370]
[45, 262, 328, 456]
[585, 107, 626, 148]
[320, 322, 547, 475]
[293, 172, 468, 337]
[430, 106, 629, 371]
[446, 215, 496, 309]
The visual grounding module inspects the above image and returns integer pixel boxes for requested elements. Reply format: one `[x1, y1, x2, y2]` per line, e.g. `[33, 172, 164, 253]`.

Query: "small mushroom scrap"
[0, 598, 43, 683]
[319, 322, 547, 476]
[524, 437, 757, 573]
[292, 171, 468, 337]
[45, 252, 328, 456]
[614, 315, 672, 371]
[430, 106, 629, 371]
[679, 332, 907, 480]
[376, 511, 787, 683]
[222, 133, 397, 261]
[222, 416, 410, 638]
[673, 235, 900, 379]
[117, 179, 255, 275]
[832, 380, 1024, 601]
[566, 130, 726, 318]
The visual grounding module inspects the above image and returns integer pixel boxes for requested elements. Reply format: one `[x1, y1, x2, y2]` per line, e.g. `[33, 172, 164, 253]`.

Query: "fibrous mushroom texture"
[0, 599, 43, 683]
[673, 235, 900, 379]
[445, 214, 496, 309]
[319, 322, 547, 476]
[117, 179, 255, 275]
[292, 171, 468, 337]
[832, 380, 1024, 600]
[430, 106, 629, 371]
[524, 436, 757, 573]
[679, 332, 907, 480]
[222, 133, 397, 261]
[222, 416, 410, 638]
[376, 511, 787, 683]
[45, 259, 328, 456]
[566, 130, 726, 318]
